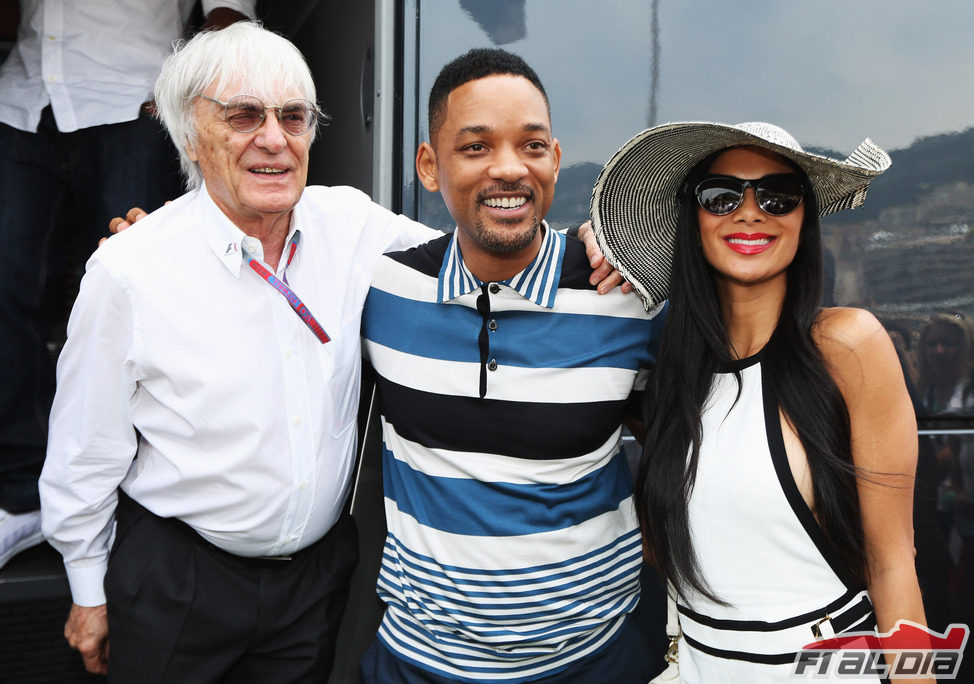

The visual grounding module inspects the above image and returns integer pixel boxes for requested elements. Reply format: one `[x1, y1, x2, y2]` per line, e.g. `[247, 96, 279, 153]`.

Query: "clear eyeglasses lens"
[223, 95, 317, 135]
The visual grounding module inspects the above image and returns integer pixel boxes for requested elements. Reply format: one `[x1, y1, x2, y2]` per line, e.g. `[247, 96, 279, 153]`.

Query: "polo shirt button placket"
[485, 287, 499, 372]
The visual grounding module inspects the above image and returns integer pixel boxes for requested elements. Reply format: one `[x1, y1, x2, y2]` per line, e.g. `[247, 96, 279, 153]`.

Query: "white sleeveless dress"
[677, 353, 882, 683]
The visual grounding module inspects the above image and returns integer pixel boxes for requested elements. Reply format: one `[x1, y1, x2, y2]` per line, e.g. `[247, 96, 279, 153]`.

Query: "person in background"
[881, 319, 920, 403]
[593, 121, 927, 682]
[917, 312, 974, 632]
[880, 315, 950, 633]
[0, 0, 255, 571]
[39, 22, 435, 681]
[358, 48, 664, 683]
[918, 313, 973, 415]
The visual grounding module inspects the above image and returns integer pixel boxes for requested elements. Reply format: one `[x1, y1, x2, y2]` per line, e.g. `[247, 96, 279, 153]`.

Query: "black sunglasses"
[694, 174, 805, 217]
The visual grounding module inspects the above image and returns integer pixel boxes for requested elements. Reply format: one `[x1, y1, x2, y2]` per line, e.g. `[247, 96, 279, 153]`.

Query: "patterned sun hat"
[590, 121, 891, 310]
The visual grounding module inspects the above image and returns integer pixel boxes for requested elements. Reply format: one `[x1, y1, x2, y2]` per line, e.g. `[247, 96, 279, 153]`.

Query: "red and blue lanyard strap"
[241, 235, 330, 344]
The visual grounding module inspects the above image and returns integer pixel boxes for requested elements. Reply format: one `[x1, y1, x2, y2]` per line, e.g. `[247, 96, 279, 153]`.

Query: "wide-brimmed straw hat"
[590, 121, 891, 310]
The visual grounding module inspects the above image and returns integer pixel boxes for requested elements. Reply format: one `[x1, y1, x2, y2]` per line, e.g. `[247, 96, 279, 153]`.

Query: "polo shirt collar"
[196, 182, 301, 278]
[437, 221, 565, 308]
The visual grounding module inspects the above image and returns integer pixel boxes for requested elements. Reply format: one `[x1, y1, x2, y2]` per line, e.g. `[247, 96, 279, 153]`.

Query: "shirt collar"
[196, 182, 301, 277]
[436, 221, 565, 308]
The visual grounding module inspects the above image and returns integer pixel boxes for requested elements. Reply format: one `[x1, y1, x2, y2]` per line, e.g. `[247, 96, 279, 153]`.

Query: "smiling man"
[38, 23, 433, 682]
[359, 49, 664, 683]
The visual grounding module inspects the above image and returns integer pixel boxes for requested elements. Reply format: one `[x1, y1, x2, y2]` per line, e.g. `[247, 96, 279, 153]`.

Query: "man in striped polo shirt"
[359, 48, 664, 683]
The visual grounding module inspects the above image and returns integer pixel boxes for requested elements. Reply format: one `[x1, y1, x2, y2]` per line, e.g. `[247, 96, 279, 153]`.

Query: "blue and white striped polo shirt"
[361, 225, 663, 682]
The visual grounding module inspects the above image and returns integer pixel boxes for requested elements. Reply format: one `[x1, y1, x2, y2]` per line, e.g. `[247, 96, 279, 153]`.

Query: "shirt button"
[285, 348, 294, 358]
[47, 34, 56, 41]
[489, 283, 500, 294]
[47, 75, 56, 82]
[299, 481, 308, 491]
[488, 319, 498, 332]
[487, 359, 498, 371]
[293, 417, 303, 426]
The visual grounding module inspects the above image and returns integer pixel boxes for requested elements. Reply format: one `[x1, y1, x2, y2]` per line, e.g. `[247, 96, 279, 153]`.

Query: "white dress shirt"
[0, 0, 256, 132]
[40, 185, 437, 607]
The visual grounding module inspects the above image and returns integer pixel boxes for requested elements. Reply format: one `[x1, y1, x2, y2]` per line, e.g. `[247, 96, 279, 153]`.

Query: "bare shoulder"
[813, 306, 902, 400]
[814, 306, 886, 350]
[814, 312, 917, 478]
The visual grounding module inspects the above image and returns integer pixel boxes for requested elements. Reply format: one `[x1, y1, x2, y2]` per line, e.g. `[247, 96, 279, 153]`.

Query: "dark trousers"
[0, 108, 182, 512]
[106, 493, 358, 684]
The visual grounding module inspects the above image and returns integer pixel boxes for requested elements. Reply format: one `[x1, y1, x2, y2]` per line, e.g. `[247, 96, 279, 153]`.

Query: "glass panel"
[407, 1, 974, 396]
[406, 0, 658, 232]
[407, 0, 974, 653]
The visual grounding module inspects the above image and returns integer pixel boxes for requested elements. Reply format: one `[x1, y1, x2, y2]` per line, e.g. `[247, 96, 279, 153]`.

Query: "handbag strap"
[665, 582, 681, 639]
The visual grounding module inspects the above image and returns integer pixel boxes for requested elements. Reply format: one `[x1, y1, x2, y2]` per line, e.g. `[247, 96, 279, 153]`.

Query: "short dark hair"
[427, 48, 549, 142]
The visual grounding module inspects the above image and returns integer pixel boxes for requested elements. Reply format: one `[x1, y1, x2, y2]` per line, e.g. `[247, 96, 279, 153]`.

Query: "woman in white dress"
[591, 122, 929, 682]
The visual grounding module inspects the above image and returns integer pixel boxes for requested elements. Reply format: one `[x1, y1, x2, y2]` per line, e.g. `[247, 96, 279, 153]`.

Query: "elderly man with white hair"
[39, 22, 433, 682]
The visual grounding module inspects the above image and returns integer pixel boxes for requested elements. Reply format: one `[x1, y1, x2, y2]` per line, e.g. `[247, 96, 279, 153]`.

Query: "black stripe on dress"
[681, 632, 797, 665]
[762, 371, 864, 590]
[677, 587, 860, 631]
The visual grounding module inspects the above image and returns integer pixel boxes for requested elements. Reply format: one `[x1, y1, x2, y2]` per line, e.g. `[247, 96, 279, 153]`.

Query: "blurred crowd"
[886, 312, 974, 631]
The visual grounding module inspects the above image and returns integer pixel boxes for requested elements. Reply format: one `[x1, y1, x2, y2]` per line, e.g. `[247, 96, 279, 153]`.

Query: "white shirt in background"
[0, 0, 256, 132]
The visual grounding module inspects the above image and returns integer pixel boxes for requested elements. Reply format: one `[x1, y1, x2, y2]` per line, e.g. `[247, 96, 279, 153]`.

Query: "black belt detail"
[678, 588, 865, 631]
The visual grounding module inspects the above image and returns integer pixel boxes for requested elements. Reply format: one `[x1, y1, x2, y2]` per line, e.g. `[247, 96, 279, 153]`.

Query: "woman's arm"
[818, 307, 929, 681]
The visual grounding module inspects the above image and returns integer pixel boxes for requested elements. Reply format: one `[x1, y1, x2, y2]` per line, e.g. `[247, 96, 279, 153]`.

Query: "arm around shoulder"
[359, 188, 439, 253]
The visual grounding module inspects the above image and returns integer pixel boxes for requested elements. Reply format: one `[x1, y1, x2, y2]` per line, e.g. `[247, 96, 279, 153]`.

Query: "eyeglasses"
[199, 94, 323, 135]
[694, 174, 805, 216]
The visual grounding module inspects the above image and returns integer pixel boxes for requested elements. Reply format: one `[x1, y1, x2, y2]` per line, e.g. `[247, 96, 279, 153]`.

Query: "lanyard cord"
[241, 236, 330, 344]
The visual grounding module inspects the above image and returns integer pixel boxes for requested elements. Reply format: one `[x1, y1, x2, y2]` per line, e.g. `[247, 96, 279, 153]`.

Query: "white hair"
[154, 21, 318, 190]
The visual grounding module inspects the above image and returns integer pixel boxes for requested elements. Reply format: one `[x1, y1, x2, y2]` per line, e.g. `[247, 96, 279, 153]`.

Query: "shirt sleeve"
[39, 257, 140, 607]
[372, 203, 441, 254]
[201, 1, 257, 19]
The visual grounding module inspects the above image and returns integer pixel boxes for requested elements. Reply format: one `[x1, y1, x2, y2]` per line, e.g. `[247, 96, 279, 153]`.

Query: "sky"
[417, 0, 974, 167]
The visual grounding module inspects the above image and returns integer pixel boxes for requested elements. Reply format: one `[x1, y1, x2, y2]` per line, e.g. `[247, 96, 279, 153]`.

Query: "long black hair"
[635, 152, 866, 603]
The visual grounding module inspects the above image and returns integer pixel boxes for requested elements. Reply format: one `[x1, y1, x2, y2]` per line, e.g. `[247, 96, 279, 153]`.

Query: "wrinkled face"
[417, 74, 561, 260]
[187, 79, 311, 231]
[697, 146, 804, 290]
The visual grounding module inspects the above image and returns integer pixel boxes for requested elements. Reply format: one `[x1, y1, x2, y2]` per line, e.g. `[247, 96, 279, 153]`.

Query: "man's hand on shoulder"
[99, 204, 158, 246]
[576, 220, 633, 295]
[202, 8, 252, 30]
[65, 602, 109, 675]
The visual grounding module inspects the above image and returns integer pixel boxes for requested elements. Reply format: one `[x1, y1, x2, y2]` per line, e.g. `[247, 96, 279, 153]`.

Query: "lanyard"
[241, 235, 330, 344]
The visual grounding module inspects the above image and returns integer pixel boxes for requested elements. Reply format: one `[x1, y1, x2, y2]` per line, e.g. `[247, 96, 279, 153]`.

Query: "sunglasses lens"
[695, 178, 744, 216]
[695, 175, 804, 216]
[225, 96, 264, 132]
[755, 176, 804, 216]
